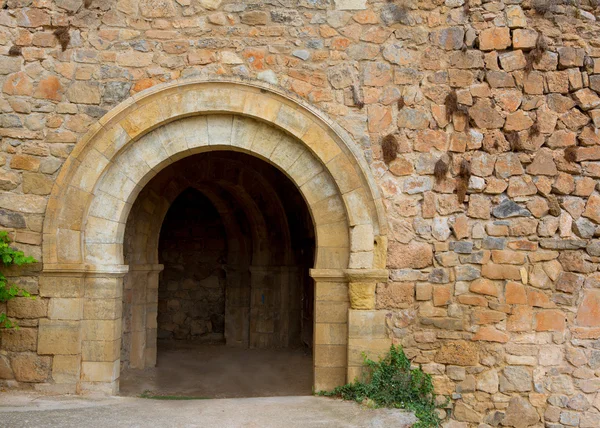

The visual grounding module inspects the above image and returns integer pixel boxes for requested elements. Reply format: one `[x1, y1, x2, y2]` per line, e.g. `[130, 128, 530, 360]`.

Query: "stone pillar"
[80, 269, 127, 395]
[310, 269, 349, 392]
[124, 264, 162, 370]
[38, 265, 128, 396]
[345, 269, 390, 383]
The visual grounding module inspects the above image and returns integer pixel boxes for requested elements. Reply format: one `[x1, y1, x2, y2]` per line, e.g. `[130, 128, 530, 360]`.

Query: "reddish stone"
[505, 281, 527, 305]
[535, 310, 566, 331]
[473, 326, 509, 342]
[472, 309, 506, 325]
[367, 104, 392, 133]
[527, 288, 554, 308]
[2, 71, 33, 96]
[414, 130, 448, 152]
[433, 285, 452, 307]
[132, 78, 157, 94]
[242, 48, 266, 70]
[458, 295, 489, 306]
[34, 76, 62, 101]
[576, 290, 600, 327]
[388, 241, 433, 269]
[479, 27, 511, 51]
[388, 157, 414, 176]
[482, 264, 521, 280]
[470, 278, 499, 297]
[507, 306, 533, 331]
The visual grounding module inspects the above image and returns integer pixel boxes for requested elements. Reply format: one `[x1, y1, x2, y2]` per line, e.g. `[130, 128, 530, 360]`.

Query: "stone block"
[347, 337, 391, 366]
[315, 301, 349, 323]
[52, 355, 80, 384]
[348, 282, 375, 309]
[314, 367, 346, 392]
[376, 282, 414, 308]
[83, 298, 122, 320]
[314, 345, 347, 368]
[81, 360, 119, 382]
[315, 323, 347, 345]
[348, 310, 387, 339]
[7, 297, 47, 319]
[38, 319, 81, 355]
[315, 282, 349, 302]
[434, 340, 479, 366]
[334, 0, 366, 10]
[84, 277, 122, 299]
[11, 353, 51, 382]
[1, 328, 37, 352]
[82, 319, 121, 341]
[82, 339, 121, 362]
[48, 298, 83, 320]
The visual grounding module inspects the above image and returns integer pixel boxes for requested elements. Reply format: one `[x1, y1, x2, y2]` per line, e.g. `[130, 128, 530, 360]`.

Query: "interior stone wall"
[157, 188, 227, 342]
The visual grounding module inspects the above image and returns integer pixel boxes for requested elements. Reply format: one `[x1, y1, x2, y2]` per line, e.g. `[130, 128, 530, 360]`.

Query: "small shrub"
[564, 146, 578, 163]
[525, 35, 548, 74]
[397, 96, 405, 110]
[53, 27, 71, 52]
[382, 134, 399, 165]
[456, 159, 471, 203]
[8, 45, 21, 56]
[319, 345, 444, 428]
[351, 85, 364, 109]
[0, 231, 37, 329]
[434, 158, 448, 184]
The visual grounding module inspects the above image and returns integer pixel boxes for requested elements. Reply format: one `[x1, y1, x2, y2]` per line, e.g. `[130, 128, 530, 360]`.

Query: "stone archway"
[39, 78, 388, 395]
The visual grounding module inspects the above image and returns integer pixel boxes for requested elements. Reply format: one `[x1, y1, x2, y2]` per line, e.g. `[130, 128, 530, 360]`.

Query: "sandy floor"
[119, 341, 313, 398]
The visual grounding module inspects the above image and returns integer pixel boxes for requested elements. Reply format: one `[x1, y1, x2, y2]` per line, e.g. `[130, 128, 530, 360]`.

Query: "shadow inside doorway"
[120, 340, 313, 399]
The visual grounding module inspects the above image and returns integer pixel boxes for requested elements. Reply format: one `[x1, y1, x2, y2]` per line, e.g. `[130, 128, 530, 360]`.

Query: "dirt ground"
[120, 341, 314, 398]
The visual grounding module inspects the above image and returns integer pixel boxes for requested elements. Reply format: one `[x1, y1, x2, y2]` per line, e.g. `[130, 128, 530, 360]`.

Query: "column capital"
[43, 263, 130, 278]
[309, 268, 389, 282]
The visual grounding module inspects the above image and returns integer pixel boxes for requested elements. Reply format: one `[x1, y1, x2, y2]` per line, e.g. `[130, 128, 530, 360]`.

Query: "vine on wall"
[0, 231, 36, 329]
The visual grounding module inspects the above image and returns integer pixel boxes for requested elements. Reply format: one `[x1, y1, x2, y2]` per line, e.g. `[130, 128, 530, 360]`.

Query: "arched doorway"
[119, 151, 316, 397]
[40, 78, 388, 395]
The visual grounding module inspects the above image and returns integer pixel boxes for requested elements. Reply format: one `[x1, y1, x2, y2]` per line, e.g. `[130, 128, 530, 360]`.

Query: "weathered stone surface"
[577, 290, 600, 327]
[493, 200, 531, 218]
[376, 282, 414, 308]
[469, 99, 504, 129]
[11, 353, 51, 382]
[388, 241, 433, 269]
[435, 340, 479, 366]
[140, 0, 176, 18]
[479, 27, 511, 51]
[501, 396, 540, 427]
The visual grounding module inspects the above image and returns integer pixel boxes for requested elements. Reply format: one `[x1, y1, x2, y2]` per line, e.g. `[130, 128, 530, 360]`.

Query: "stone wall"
[1, 0, 600, 425]
[157, 188, 227, 342]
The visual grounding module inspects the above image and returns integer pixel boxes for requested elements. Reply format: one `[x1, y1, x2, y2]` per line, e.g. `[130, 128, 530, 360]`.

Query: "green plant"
[319, 345, 445, 428]
[0, 231, 37, 329]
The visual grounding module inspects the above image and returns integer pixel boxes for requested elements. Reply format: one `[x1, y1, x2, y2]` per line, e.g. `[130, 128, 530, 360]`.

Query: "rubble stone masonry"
[2, 0, 600, 426]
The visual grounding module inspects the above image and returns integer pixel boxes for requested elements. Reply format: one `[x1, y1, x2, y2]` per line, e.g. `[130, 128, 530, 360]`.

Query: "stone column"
[345, 269, 390, 383]
[310, 269, 349, 392]
[38, 265, 128, 396]
[124, 264, 163, 370]
[80, 268, 127, 395]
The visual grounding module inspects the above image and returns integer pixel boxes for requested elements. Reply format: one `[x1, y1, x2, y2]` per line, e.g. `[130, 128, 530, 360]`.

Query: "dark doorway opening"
[120, 151, 315, 398]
